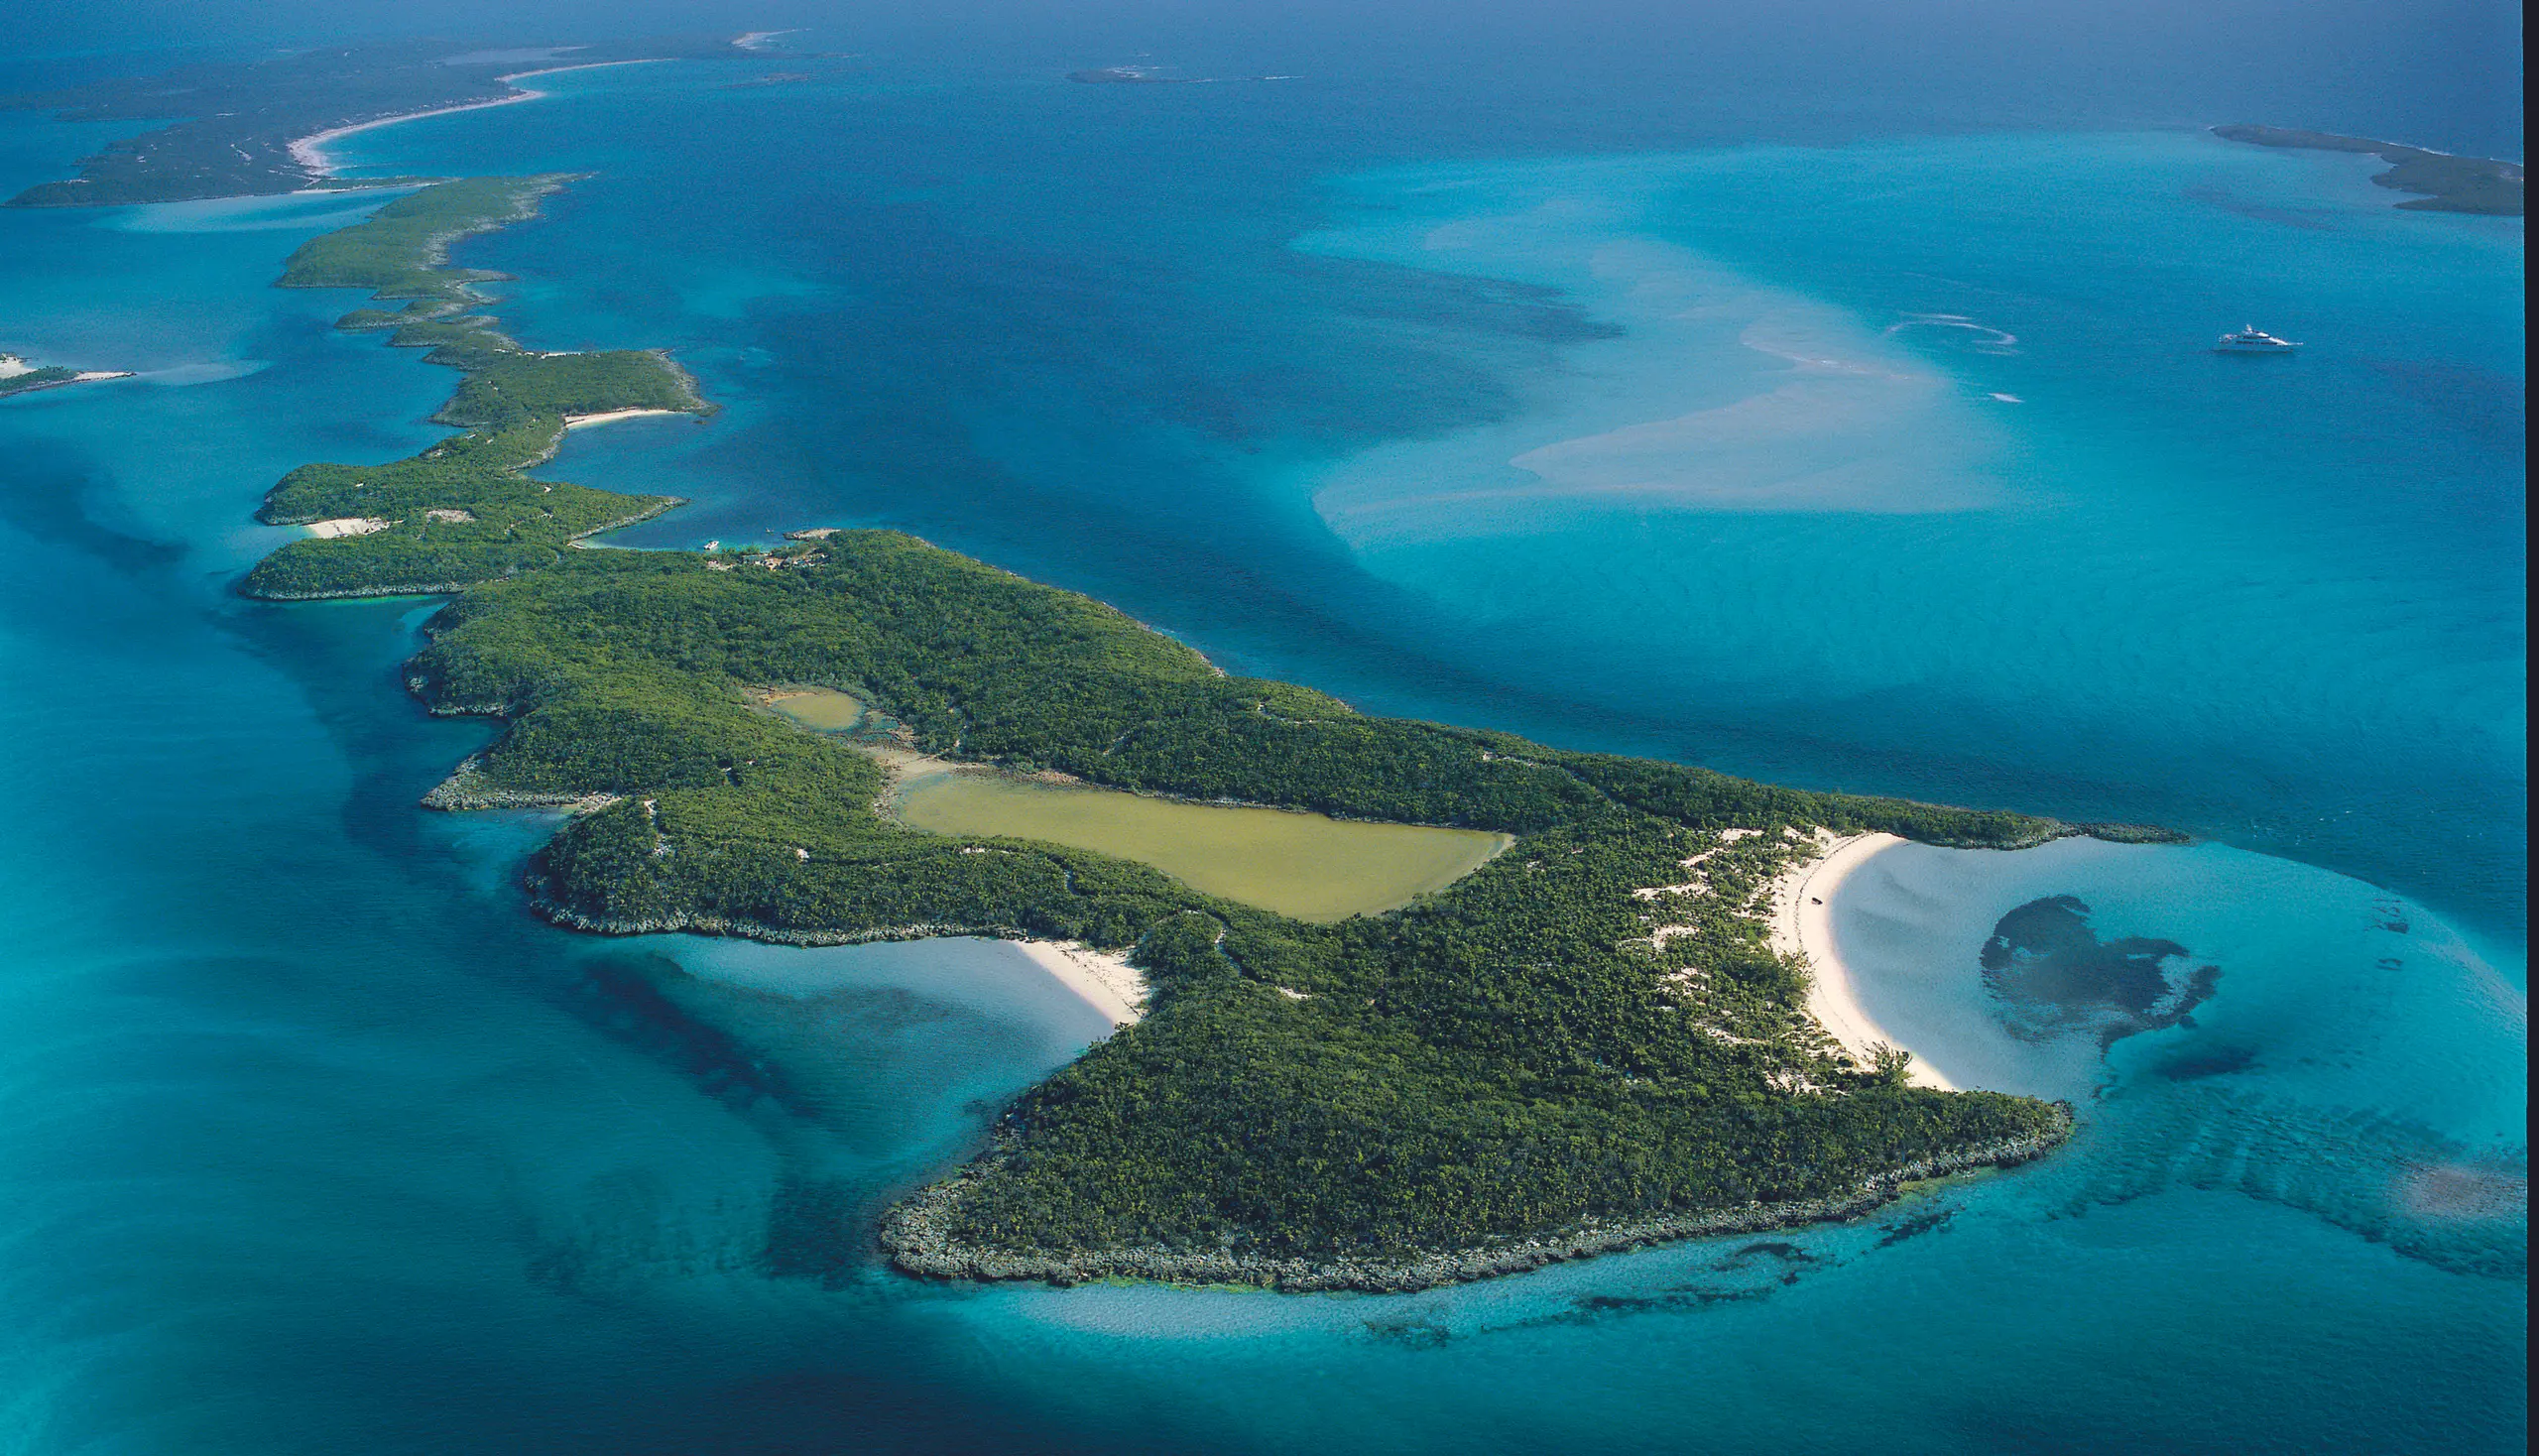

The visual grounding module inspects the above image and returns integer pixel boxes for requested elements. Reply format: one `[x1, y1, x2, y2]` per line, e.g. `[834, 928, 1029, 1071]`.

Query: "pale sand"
[563, 408, 686, 429]
[305, 517, 392, 539]
[1768, 830, 1957, 1089]
[1012, 940, 1148, 1026]
[289, 61, 666, 176]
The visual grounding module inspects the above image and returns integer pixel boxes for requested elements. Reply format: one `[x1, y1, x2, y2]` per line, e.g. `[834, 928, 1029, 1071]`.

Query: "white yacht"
[2215, 325, 2302, 353]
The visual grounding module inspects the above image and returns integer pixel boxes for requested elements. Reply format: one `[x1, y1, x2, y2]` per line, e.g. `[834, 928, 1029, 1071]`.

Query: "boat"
[2215, 325, 2302, 353]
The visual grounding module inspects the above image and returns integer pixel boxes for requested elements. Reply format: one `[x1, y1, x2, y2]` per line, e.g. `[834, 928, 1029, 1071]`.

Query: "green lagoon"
[767, 687, 866, 732]
[895, 772, 1511, 921]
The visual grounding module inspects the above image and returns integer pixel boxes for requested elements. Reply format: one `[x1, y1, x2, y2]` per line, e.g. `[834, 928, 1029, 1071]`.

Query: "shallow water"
[766, 686, 866, 731]
[897, 772, 1510, 921]
[0, 36, 2523, 1456]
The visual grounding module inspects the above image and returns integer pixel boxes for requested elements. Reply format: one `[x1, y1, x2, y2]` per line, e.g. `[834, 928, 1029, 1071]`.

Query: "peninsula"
[228, 170, 2136, 1290]
[246, 176, 707, 599]
[0, 35, 751, 207]
[2213, 124, 2525, 215]
[0, 352, 130, 398]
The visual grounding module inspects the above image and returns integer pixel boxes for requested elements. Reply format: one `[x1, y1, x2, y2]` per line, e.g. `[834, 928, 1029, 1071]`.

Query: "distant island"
[2213, 124, 2524, 216]
[1067, 66, 1296, 85]
[0, 36, 752, 207]
[218, 165, 2144, 1291]
[1067, 67, 1194, 84]
[0, 351, 130, 398]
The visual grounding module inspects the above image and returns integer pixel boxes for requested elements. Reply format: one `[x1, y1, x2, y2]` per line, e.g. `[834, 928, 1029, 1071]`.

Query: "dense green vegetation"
[279, 176, 568, 298]
[240, 178, 705, 598]
[0, 364, 79, 397]
[240, 169, 2080, 1273]
[436, 349, 704, 427]
[3, 38, 742, 207]
[373, 532, 2068, 1258]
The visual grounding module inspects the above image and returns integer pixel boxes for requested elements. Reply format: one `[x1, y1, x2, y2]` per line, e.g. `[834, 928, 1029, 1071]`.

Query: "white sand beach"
[1012, 941, 1148, 1026]
[303, 516, 391, 539]
[563, 408, 686, 429]
[1767, 830, 1958, 1088]
[289, 61, 666, 177]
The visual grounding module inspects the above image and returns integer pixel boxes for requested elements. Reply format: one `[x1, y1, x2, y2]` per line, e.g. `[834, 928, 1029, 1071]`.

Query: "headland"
[0, 352, 132, 398]
[2213, 124, 2525, 215]
[0, 37, 751, 207]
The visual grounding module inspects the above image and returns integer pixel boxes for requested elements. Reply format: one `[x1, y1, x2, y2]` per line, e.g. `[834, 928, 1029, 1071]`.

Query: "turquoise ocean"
[0, 34, 2523, 1455]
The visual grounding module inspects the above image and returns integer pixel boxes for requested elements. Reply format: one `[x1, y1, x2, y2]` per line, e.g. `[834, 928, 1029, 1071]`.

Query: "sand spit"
[289, 61, 668, 177]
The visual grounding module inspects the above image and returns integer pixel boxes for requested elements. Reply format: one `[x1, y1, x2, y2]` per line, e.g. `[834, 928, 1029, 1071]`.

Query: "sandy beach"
[1012, 941, 1148, 1026]
[303, 516, 390, 539]
[1767, 830, 1958, 1089]
[563, 407, 686, 429]
[288, 61, 666, 178]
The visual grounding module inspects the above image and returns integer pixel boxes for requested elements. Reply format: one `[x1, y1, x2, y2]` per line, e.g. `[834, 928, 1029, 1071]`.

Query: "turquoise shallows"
[0, 56, 2520, 1456]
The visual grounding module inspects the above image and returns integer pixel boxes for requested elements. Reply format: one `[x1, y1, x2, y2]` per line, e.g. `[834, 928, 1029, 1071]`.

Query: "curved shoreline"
[1770, 831, 1958, 1089]
[288, 61, 668, 179]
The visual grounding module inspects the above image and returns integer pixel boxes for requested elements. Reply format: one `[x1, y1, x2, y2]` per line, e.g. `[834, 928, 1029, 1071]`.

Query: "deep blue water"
[0, 25, 2523, 1455]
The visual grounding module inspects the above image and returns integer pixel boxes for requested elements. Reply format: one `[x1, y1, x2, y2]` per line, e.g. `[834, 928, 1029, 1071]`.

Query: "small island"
[226, 169, 2138, 1291]
[2213, 124, 2525, 216]
[0, 351, 130, 398]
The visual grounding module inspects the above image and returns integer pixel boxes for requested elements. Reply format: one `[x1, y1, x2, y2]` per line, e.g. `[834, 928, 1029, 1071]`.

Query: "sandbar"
[1768, 830, 1957, 1089]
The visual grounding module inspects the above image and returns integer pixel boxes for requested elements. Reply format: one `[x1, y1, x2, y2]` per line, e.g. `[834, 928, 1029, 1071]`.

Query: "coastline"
[288, 61, 668, 178]
[563, 407, 687, 429]
[0, 367, 134, 399]
[1769, 831, 1958, 1090]
[882, 1111, 2072, 1292]
[1011, 941, 1147, 1026]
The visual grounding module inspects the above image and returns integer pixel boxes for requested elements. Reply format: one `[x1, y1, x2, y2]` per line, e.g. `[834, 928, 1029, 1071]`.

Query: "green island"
[236, 173, 2150, 1292]
[2213, 124, 2525, 216]
[0, 362, 77, 397]
[0, 37, 746, 208]
[1, 353, 130, 399]
[244, 177, 707, 601]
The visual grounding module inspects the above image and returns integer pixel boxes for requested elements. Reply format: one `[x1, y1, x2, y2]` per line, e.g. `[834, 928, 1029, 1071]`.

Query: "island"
[0, 351, 131, 398]
[0, 35, 752, 207]
[215, 166, 2151, 1291]
[2213, 124, 2525, 216]
[243, 177, 708, 599]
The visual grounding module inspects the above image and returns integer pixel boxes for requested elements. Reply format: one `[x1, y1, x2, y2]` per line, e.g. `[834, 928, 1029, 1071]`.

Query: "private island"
[221, 171, 2122, 1291]
[16, 38, 2237, 1287]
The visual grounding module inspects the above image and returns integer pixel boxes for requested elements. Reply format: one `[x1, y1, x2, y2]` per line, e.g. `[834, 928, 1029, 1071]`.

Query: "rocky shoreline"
[419, 754, 622, 813]
[523, 885, 1040, 948]
[880, 1110, 2074, 1293]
